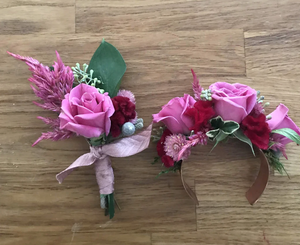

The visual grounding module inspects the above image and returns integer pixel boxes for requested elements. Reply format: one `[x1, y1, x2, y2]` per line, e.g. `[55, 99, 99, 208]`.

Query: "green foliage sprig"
[72, 63, 105, 93]
[156, 160, 182, 177]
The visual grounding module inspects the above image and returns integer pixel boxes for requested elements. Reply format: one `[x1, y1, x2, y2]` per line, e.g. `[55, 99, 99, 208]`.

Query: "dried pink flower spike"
[8, 51, 74, 144]
[175, 132, 208, 161]
[32, 117, 73, 146]
[8, 51, 74, 112]
[191, 69, 203, 100]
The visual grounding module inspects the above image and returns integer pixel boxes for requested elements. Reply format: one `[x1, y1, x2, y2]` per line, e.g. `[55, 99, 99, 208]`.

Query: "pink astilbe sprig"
[176, 132, 208, 161]
[8, 51, 74, 112]
[8, 51, 75, 144]
[191, 69, 203, 100]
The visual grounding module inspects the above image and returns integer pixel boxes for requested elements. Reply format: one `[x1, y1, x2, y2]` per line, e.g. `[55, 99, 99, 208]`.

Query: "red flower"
[185, 100, 215, 133]
[156, 128, 175, 168]
[110, 96, 136, 137]
[161, 155, 174, 168]
[157, 128, 171, 156]
[241, 113, 271, 150]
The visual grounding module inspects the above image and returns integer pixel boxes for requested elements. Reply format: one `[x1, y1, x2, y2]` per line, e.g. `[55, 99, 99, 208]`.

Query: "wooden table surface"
[1, 0, 300, 244]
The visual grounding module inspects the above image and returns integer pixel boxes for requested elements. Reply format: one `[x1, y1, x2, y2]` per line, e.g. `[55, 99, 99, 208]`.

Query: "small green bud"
[83, 63, 88, 71]
[257, 91, 260, 96]
[259, 96, 265, 101]
[266, 115, 272, 120]
[263, 102, 270, 108]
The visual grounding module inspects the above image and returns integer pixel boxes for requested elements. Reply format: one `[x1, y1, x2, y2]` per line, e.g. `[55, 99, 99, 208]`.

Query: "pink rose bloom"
[209, 82, 257, 123]
[59, 83, 115, 138]
[153, 94, 196, 134]
[267, 103, 300, 146]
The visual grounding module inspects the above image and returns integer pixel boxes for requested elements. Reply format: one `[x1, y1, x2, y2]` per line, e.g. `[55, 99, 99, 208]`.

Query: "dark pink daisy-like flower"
[164, 134, 191, 161]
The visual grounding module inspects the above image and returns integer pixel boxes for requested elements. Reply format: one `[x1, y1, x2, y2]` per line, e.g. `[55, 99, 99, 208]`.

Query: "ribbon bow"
[56, 124, 152, 217]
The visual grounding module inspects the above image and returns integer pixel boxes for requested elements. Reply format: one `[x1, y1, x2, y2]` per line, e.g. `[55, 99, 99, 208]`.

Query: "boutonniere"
[8, 39, 152, 219]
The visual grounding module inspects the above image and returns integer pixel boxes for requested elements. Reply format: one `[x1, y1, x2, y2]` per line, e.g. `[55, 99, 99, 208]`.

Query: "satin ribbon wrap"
[56, 124, 152, 195]
[180, 149, 270, 206]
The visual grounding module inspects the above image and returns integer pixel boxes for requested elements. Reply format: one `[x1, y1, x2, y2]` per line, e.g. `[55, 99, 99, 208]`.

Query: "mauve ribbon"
[180, 148, 270, 206]
[56, 124, 153, 195]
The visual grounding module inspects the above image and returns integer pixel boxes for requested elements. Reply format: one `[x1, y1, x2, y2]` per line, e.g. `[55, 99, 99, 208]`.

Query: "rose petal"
[153, 113, 184, 134]
[61, 94, 76, 121]
[74, 112, 108, 129]
[61, 121, 103, 138]
[181, 94, 196, 131]
[82, 92, 98, 111]
[71, 97, 93, 115]
[267, 103, 289, 130]
[212, 94, 248, 123]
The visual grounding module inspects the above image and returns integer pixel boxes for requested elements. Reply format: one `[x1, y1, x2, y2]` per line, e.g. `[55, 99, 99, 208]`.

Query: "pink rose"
[153, 94, 196, 134]
[59, 83, 115, 138]
[209, 82, 257, 123]
[267, 103, 300, 145]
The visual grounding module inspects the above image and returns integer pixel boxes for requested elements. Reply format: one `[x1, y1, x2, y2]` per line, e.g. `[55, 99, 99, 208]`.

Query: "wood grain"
[245, 29, 300, 80]
[76, 0, 300, 33]
[0, 2, 75, 34]
[1, 0, 300, 244]
[152, 230, 300, 245]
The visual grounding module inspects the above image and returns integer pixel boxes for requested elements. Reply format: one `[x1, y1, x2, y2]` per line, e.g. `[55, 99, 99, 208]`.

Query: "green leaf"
[151, 156, 160, 165]
[210, 116, 224, 129]
[233, 129, 255, 156]
[87, 39, 126, 97]
[272, 128, 300, 145]
[221, 121, 240, 134]
[206, 129, 220, 139]
[210, 131, 228, 152]
[89, 134, 107, 146]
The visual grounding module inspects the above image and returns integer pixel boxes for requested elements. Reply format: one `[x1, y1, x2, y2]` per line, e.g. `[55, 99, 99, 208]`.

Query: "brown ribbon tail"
[245, 149, 270, 205]
[180, 168, 199, 206]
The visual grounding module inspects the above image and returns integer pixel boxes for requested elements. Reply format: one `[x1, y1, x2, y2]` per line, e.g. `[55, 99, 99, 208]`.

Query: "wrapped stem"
[94, 155, 115, 218]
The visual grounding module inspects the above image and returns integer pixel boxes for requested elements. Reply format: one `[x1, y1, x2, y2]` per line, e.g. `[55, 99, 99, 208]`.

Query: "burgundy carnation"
[185, 100, 215, 133]
[161, 155, 174, 168]
[156, 128, 175, 168]
[110, 96, 136, 137]
[241, 113, 271, 150]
